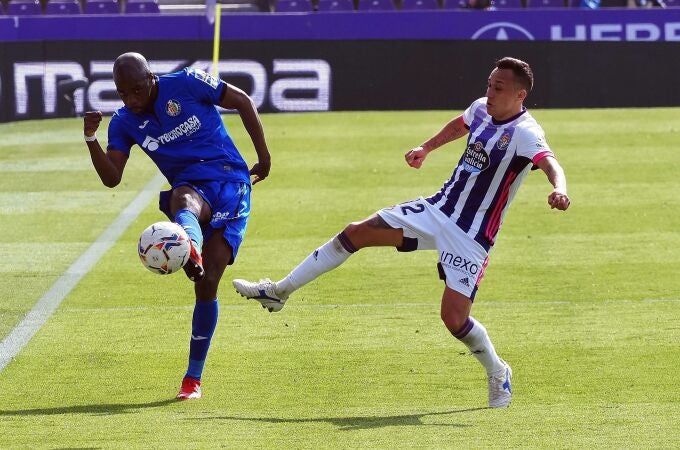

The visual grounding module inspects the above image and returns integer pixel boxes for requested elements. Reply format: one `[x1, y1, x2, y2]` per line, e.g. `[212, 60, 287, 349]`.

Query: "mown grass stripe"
[0, 173, 165, 372]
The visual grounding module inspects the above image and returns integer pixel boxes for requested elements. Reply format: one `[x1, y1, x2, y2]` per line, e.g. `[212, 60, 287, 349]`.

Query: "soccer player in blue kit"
[233, 57, 571, 408]
[83, 52, 271, 400]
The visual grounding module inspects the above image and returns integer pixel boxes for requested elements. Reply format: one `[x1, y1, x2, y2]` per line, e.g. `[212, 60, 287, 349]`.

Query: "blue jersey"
[107, 68, 250, 187]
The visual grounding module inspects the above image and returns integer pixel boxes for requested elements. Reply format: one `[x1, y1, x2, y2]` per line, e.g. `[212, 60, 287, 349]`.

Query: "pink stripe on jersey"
[485, 171, 518, 244]
[475, 255, 490, 287]
[532, 151, 554, 165]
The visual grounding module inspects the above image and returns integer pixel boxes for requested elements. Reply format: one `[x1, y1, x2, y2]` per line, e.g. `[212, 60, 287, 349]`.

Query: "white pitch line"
[0, 173, 166, 372]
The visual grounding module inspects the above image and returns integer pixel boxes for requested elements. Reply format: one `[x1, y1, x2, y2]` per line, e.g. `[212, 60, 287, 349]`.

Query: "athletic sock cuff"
[175, 208, 198, 219]
[452, 317, 474, 339]
[336, 231, 357, 254]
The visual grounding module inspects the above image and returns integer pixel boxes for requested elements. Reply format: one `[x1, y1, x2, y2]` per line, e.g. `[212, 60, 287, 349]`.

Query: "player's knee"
[343, 221, 364, 237]
[196, 273, 220, 299]
[341, 222, 365, 246]
[440, 308, 467, 334]
[171, 188, 202, 213]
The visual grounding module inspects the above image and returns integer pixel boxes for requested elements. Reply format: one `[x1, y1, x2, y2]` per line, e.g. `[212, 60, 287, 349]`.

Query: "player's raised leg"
[177, 231, 231, 400]
[171, 185, 209, 282]
[233, 214, 403, 312]
[440, 287, 511, 408]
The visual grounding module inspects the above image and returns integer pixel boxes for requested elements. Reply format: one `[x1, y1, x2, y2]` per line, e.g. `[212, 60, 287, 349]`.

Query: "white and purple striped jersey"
[426, 97, 553, 251]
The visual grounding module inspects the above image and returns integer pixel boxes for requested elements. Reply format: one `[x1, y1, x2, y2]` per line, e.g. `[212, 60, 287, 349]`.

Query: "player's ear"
[517, 88, 527, 102]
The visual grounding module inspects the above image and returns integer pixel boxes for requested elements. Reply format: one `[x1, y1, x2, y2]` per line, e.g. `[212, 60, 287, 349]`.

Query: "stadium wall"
[1, 10, 679, 121]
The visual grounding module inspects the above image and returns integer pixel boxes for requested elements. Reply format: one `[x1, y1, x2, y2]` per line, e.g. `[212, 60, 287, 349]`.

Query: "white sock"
[453, 316, 505, 375]
[276, 233, 355, 297]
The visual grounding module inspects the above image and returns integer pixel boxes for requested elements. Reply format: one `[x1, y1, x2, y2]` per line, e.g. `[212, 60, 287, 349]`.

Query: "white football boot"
[488, 359, 512, 408]
[232, 278, 289, 312]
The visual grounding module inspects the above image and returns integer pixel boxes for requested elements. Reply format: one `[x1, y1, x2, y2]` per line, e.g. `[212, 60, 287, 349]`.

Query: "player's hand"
[405, 146, 429, 169]
[548, 189, 570, 211]
[250, 155, 271, 185]
[83, 111, 103, 137]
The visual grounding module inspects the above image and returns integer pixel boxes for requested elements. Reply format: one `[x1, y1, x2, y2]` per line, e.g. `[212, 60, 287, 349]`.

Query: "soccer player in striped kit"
[233, 57, 570, 408]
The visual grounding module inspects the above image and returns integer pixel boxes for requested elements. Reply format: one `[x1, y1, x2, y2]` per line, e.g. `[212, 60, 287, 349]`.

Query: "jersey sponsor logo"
[166, 99, 181, 117]
[497, 133, 511, 151]
[141, 135, 160, 151]
[140, 115, 202, 151]
[191, 68, 220, 89]
[158, 115, 201, 143]
[440, 251, 480, 276]
[463, 141, 490, 173]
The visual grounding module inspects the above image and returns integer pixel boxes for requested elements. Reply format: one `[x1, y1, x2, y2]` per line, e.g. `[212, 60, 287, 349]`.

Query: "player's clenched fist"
[249, 156, 271, 185]
[83, 111, 103, 137]
[405, 146, 429, 169]
[548, 190, 570, 211]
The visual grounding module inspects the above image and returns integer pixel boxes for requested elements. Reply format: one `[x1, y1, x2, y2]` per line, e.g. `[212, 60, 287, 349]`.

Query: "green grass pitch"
[0, 109, 679, 448]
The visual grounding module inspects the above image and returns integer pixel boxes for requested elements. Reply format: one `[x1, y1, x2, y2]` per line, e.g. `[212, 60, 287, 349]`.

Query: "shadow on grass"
[0, 399, 176, 416]
[203, 407, 487, 431]
[0, 402, 487, 430]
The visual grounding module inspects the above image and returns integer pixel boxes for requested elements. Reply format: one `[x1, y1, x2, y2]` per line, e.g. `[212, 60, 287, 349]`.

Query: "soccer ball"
[138, 221, 191, 275]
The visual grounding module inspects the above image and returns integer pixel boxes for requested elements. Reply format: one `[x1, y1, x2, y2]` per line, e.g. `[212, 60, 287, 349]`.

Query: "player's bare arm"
[83, 111, 128, 188]
[536, 156, 570, 211]
[405, 115, 468, 169]
[220, 83, 271, 184]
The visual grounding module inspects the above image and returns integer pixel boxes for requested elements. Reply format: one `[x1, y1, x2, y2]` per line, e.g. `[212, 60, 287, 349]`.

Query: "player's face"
[485, 68, 526, 121]
[115, 71, 154, 115]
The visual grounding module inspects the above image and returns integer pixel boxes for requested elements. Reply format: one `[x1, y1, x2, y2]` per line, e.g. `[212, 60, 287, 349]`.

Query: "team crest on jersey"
[463, 141, 490, 173]
[166, 100, 181, 117]
[497, 133, 511, 151]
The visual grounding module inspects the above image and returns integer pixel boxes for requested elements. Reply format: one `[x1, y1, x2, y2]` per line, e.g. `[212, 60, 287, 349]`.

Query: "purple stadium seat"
[7, 0, 42, 15]
[528, 0, 564, 6]
[45, 0, 81, 14]
[358, 0, 395, 9]
[125, 0, 160, 13]
[275, 0, 312, 11]
[441, 0, 467, 8]
[493, 0, 523, 7]
[84, 0, 120, 13]
[401, 0, 439, 9]
[317, 0, 354, 10]
[665, 0, 679, 6]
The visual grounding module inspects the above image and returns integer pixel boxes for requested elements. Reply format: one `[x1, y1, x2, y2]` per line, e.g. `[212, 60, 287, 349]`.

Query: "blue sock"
[185, 298, 218, 380]
[175, 208, 202, 248]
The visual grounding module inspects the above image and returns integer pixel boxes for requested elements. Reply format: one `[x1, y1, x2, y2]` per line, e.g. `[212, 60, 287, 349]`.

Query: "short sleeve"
[184, 68, 227, 105]
[107, 112, 135, 155]
[515, 124, 554, 166]
[463, 98, 485, 128]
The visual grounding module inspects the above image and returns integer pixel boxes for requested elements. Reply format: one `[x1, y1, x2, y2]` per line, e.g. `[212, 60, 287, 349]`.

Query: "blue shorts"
[159, 181, 251, 265]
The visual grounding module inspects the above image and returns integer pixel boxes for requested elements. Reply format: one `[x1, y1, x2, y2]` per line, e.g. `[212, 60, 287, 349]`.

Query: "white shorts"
[377, 197, 489, 300]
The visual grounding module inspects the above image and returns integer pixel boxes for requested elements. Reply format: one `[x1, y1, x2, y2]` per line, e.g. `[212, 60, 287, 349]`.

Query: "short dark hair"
[496, 57, 533, 93]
